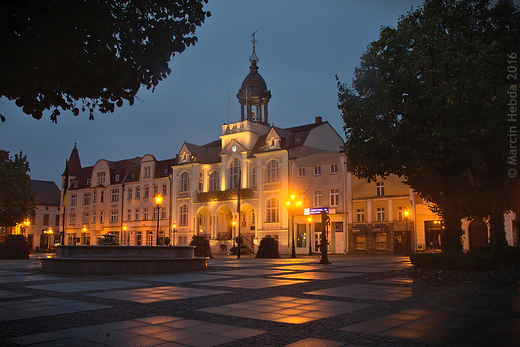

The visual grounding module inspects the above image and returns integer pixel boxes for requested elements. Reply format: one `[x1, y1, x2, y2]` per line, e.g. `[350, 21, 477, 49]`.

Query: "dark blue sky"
[1, 0, 515, 185]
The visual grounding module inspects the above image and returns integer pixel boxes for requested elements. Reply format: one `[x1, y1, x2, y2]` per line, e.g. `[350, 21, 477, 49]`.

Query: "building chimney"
[315, 116, 322, 124]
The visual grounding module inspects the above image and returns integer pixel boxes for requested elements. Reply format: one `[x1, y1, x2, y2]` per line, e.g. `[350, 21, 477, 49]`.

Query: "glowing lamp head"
[155, 194, 163, 205]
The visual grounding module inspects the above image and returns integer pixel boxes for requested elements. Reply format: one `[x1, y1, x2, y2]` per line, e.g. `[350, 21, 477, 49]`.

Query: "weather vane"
[249, 31, 259, 65]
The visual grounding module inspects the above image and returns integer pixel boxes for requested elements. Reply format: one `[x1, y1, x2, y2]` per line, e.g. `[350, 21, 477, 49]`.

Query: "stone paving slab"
[1, 255, 518, 347]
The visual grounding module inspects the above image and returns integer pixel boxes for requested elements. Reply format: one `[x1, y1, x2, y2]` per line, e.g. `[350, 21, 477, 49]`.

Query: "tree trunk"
[489, 206, 508, 253]
[440, 210, 464, 255]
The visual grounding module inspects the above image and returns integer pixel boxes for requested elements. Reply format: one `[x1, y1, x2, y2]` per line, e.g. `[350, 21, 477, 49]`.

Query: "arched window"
[209, 171, 219, 191]
[266, 160, 279, 183]
[250, 166, 257, 188]
[180, 172, 189, 192]
[180, 205, 189, 226]
[266, 198, 279, 223]
[229, 158, 241, 189]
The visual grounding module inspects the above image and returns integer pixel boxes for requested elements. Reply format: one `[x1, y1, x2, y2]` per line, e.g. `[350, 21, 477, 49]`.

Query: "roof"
[30, 180, 61, 206]
[63, 145, 82, 176]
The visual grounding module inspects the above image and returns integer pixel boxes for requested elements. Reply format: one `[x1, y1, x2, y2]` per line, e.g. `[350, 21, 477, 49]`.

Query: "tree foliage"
[0, 150, 37, 227]
[337, 0, 520, 254]
[0, 234, 31, 259]
[0, 0, 211, 123]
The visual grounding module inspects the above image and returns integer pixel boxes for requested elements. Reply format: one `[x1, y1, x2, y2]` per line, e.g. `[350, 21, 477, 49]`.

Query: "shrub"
[410, 253, 502, 270]
[190, 235, 213, 258]
[256, 236, 280, 258]
[97, 234, 119, 245]
[163, 237, 171, 246]
[0, 234, 31, 259]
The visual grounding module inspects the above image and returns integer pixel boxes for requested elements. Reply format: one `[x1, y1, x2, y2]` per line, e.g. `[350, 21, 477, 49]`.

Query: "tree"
[337, 0, 520, 254]
[0, 0, 210, 123]
[0, 150, 37, 227]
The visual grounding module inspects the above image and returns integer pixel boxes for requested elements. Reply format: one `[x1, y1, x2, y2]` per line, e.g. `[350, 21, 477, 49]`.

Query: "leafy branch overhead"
[0, 0, 211, 122]
[337, 0, 520, 254]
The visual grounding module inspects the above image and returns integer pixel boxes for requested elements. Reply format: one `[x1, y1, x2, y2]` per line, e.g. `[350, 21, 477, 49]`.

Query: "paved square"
[305, 284, 412, 301]
[134, 273, 233, 283]
[285, 337, 348, 347]
[87, 286, 228, 303]
[0, 274, 62, 284]
[26, 280, 147, 293]
[0, 289, 31, 299]
[211, 268, 293, 276]
[198, 296, 371, 324]
[0, 297, 110, 322]
[373, 277, 414, 285]
[196, 277, 308, 289]
[10, 315, 266, 347]
[272, 271, 362, 280]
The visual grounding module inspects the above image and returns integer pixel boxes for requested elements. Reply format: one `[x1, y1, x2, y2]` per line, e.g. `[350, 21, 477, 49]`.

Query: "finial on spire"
[249, 31, 259, 65]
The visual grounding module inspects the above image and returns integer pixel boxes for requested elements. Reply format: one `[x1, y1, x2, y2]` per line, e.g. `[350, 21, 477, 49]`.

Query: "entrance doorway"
[469, 220, 488, 249]
[393, 231, 410, 255]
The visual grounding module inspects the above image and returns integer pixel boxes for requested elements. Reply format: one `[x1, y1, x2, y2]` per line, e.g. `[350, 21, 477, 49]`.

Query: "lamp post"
[404, 209, 410, 255]
[172, 222, 177, 246]
[285, 194, 302, 258]
[82, 225, 87, 245]
[308, 217, 313, 255]
[122, 224, 127, 245]
[155, 194, 163, 246]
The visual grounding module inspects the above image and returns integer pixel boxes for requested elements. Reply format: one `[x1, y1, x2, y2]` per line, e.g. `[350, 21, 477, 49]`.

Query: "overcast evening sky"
[1, 0, 518, 186]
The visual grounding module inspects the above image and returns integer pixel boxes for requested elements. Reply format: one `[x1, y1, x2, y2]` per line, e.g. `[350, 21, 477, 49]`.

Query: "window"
[180, 172, 190, 192]
[136, 231, 142, 245]
[115, 174, 119, 182]
[110, 211, 118, 223]
[92, 211, 96, 224]
[356, 209, 365, 222]
[313, 190, 322, 207]
[229, 159, 241, 189]
[69, 214, 76, 226]
[128, 188, 133, 200]
[127, 209, 131, 221]
[154, 185, 158, 196]
[55, 215, 60, 227]
[377, 207, 385, 222]
[144, 186, 149, 198]
[144, 166, 151, 177]
[251, 167, 256, 188]
[135, 209, 140, 221]
[99, 211, 104, 223]
[153, 208, 158, 220]
[84, 193, 91, 205]
[398, 207, 404, 221]
[70, 194, 77, 206]
[314, 166, 321, 176]
[299, 191, 306, 206]
[43, 214, 50, 226]
[136, 187, 140, 199]
[93, 191, 97, 203]
[266, 198, 279, 223]
[97, 172, 105, 184]
[162, 184, 167, 196]
[376, 182, 384, 196]
[161, 209, 167, 220]
[266, 160, 279, 183]
[83, 213, 89, 224]
[330, 188, 339, 206]
[330, 163, 338, 174]
[298, 168, 305, 177]
[110, 189, 119, 202]
[180, 205, 189, 226]
[87, 178, 91, 186]
[100, 191, 104, 203]
[209, 171, 219, 191]
[144, 208, 148, 220]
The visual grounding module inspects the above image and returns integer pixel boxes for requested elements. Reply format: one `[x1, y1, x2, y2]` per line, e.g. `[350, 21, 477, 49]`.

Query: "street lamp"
[155, 194, 163, 245]
[82, 225, 87, 245]
[285, 194, 302, 258]
[172, 222, 177, 246]
[123, 224, 127, 245]
[308, 217, 312, 255]
[404, 209, 410, 255]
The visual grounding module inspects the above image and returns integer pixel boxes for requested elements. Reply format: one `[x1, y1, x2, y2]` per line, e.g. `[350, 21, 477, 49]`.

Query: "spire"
[249, 31, 259, 66]
[64, 143, 82, 176]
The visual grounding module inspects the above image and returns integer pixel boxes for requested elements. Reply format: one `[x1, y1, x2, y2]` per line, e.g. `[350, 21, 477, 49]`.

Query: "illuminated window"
[180, 205, 189, 226]
[229, 159, 241, 189]
[266, 160, 279, 183]
[180, 172, 190, 192]
[266, 198, 279, 223]
[209, 171, 219, 191]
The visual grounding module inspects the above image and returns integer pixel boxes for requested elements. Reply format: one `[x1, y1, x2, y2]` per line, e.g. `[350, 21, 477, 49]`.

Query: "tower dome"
[236, 32, 271, 125]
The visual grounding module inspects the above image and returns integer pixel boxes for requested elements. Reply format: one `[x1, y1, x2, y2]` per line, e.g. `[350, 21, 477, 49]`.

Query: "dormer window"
[74, 180, 78, 188]
[115, 174, 120, 182]
[144, 167, 151, 177]
[86, 179, 91, 186]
